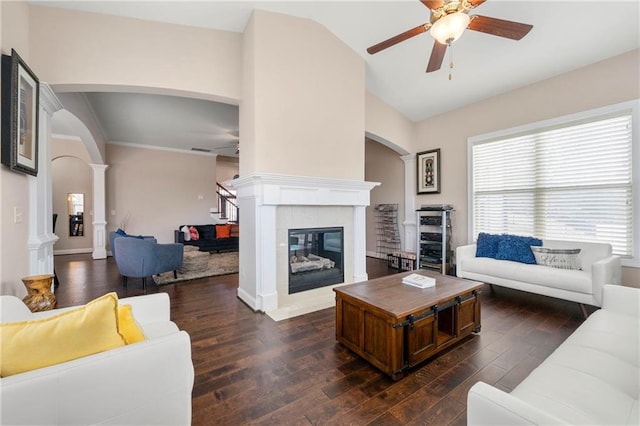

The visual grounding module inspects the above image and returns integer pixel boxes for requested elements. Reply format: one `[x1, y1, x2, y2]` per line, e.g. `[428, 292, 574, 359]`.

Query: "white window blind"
[472, 112, 633, 257]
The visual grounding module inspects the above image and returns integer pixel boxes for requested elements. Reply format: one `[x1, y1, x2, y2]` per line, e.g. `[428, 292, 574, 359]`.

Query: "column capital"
[89, 163, 109, 172]
[400, 154, 416, 163]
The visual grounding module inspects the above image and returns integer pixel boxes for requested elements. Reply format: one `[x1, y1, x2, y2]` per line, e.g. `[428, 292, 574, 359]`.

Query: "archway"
[364, 132, 417, 257]
[51, 154, 94, 254]
[51, 108, 107, 258]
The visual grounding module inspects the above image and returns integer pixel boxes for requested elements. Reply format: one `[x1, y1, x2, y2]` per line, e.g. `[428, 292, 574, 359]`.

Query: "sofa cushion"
[199, 225, 216, 240]
[543, 239, 612, 272]
[532, 247, 581, 270]
[117, 304, 146, 344]
[495, 235, 542, 264]
[0, 293, 125, 377]
[511, 309, 639, 425]
[463, 257, 592, 294]
[216, 224, 231, 238]
[115, 228, 146, 240]
[189, 226, 200, 241]
[476, 233, 501, 258]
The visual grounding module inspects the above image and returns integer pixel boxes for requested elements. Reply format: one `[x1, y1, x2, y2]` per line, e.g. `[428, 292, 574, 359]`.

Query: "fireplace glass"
[288, 227, 344, 294]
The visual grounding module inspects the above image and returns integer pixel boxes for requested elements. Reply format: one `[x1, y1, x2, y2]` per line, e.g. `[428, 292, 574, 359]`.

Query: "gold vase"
[22, 274, 57, 312]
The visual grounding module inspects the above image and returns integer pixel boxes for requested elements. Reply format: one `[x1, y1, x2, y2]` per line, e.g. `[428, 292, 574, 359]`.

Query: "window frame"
[467, 99, 639, 268]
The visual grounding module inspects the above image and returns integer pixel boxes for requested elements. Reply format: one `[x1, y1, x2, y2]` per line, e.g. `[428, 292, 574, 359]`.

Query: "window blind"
[472, 112, 633, 257]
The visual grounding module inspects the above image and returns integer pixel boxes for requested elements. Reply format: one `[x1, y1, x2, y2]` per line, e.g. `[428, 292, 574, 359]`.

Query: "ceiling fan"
[367, 0, 533, 74]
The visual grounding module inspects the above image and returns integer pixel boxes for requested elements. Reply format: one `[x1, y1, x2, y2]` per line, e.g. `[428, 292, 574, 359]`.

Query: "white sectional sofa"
[468, 284, 640, 425]
[457, 239, 621, 309]
[0, 293, 194, 425]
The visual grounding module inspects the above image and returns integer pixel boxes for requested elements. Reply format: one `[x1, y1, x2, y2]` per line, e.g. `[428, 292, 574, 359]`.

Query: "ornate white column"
[28, 84, 63, 276]
[89, 164, 108, 259]
[401, 154, 417, 253]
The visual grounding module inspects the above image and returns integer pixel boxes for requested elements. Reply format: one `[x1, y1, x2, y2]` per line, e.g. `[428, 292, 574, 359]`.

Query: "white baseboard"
[54, 248, 93, 255]
[237, 287, 258, 311]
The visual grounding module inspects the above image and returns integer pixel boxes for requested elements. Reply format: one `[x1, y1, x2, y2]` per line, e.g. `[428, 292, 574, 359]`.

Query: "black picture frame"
[416, 148, 440, 194]
[1, 49, 40, 176]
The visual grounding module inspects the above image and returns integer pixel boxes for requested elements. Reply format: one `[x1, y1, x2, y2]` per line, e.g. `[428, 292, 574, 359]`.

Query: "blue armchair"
[109, 230, 156, 259]
[113, 237, 184, 290]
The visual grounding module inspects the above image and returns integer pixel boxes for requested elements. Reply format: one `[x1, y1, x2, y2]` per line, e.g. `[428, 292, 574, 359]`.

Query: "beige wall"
[413, 49, 640, 286]
[216, 156, 239, 184]
[105, 144, 217, 247]
[51, 156, 94, 252]
[51, 138, 94, 253]
[242, 10, 365, 180]
[365, 91, 413, 154]
[0, 0, 31, 295]
[29, 5, 242, 104]
[365, 139, 405, 255]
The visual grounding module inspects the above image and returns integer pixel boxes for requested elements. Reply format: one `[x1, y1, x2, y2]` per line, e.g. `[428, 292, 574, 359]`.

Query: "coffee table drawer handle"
[392, 305, 438, 329]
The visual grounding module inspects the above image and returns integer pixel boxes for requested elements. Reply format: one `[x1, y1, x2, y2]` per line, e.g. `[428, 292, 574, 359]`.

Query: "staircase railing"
[216, 182, 238, 223]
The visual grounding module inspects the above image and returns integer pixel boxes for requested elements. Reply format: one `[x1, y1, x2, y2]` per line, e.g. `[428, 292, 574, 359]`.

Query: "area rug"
[153, 252, 239, 285]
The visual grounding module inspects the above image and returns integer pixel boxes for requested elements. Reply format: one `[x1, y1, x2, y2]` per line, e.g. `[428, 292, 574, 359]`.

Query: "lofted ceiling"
[36, 0, 640, 155]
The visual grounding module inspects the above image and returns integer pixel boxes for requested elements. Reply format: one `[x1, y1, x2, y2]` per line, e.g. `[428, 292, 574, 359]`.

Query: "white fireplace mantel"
[230, 173, 379, 319]
[230, 173, 378, 207]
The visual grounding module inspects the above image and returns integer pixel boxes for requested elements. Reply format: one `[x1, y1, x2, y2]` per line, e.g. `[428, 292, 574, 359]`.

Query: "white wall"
[105, 144, 217, 247]
[413, 49, 640, 285]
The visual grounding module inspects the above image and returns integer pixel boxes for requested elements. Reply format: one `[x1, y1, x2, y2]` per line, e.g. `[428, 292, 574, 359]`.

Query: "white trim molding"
[401, 154, 417, 254]
[28, 84, 63, 277]
[89, 164, 109, 259]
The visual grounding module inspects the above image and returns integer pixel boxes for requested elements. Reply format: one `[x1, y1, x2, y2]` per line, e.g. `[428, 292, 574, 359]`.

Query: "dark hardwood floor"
[54, 254, 586, 425]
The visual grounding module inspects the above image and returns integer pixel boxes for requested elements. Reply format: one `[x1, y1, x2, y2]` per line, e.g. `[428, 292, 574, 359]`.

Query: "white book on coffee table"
[402, 273, 436, 288]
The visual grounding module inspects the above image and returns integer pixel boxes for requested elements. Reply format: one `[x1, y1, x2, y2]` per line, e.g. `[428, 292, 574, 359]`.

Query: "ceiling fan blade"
[468, 15, 533, 40]
[419, 0, 444, 10]
[468, 0, 487, 8]
[367, 23, 429, 54]
[426, 40, 447, 73]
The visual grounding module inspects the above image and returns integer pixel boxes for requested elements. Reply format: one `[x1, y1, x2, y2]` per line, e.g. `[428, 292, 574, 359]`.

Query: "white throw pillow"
[181, 225, 191, 242]
[531, 247, 581, 270]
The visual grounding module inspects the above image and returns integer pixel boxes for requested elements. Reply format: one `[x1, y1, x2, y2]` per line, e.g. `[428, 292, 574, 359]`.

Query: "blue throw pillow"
[476, 233, 501, 258]
[495, 235, 542, 264]
[116, 228, 127, 237]
[200, 225, 216, 240]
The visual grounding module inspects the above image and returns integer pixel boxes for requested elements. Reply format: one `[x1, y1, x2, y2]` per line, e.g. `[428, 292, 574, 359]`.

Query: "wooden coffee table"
[334, 270, 483, 380]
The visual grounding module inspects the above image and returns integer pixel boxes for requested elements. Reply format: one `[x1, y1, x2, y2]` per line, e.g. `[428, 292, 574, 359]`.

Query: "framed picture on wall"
[416, 149, 440, 194]
[1, 49, 40, 176]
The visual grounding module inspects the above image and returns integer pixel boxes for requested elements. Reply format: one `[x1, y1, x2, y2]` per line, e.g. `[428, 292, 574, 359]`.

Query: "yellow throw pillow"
[0, 292, 125, 377]
[117, 304, 146, 344]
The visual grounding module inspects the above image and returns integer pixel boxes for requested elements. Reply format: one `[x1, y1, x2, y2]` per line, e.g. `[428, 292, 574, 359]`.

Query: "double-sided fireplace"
[288, 227, 344, 294]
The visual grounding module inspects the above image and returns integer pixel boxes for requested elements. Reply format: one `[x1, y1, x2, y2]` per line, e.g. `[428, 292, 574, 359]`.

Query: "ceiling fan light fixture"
[430, 12, 470, 44]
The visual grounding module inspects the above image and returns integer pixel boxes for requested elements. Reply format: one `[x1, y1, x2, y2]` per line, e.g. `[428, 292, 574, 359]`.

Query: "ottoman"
[179, 249, 210, 274]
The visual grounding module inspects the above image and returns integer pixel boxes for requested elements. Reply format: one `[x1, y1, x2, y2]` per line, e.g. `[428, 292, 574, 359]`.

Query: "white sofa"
[468, 284, 640, 425]
[0, 293, 194, 425]
[456, 239, 621, 308]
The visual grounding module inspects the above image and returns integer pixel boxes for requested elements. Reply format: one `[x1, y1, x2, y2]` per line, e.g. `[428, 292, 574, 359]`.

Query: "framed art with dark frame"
[416, 149, 440, 194]
[1, 49, 40, 177]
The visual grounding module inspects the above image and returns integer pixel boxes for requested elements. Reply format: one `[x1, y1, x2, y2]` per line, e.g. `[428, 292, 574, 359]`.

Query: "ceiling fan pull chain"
[448, 43, 454, 80]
